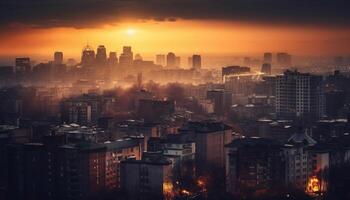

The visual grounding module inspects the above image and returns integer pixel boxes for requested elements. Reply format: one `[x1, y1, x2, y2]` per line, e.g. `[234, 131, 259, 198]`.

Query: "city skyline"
[1, 0, 350, 62]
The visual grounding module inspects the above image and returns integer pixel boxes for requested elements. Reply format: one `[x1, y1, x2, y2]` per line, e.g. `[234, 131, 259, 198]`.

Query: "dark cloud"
[0, 0, 350, 29]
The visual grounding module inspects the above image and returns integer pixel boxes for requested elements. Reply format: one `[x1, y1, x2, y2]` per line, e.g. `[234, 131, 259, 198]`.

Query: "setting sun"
[126, 28, 136, 36]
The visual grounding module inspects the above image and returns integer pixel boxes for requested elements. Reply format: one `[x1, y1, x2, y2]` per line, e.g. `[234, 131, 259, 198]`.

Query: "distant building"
[81, 45, 95, 67]
[261, 63, 272, 75]
[156, 54, 166, 66]
[225, 137, 285, 196]
[166, 52, 176, 68]
[15, 57, 31, 73]
[276, 52, 292, 66]
[54, 52, 63, 65]
[222, 66, 250, 82]
[264, 52, 272, 64]
[108, 52, 118, 66]
[192, 54, 201, 70]
[61, 101, 92, 125]
[120, 152, 172, 200]
[206, 89, 225, 115]
[96, 45, 107, 66]
[276, 70, 325, 120]
[119, 46, 133, 66]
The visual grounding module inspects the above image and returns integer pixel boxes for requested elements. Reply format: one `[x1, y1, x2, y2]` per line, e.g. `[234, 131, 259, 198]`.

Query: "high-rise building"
[178, 121, 233, 169]
[108, 52, 118, 66]
[54, 52, 63, 65]
[15, 57, 31, 73]
[81, 45, 95, 67]
[276, 70, 325, 120]
[283, 129, 317, 190]
[166, 52, 176, 68]
[261, 63, 272, 75]
[175, 56, 181, 68]
[226, 137, 285, 196]
[276, 52, 292, 66]
[156, 54, 165, 66]
[192, 54, 201, 70]
[263, 52, 272, 64]
[120, 152, 172, 200]
[119, 46, 133, 66]
[96, 45, 107, 65]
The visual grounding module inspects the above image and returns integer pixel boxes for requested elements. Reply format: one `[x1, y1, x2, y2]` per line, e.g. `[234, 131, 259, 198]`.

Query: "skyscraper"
[156, 54, 165, 66]
[166, 52, 176, 68]
[276, 70, 325, 120]
[81, 45, 95, 67]
[119, 46, 133, 66]
[192, 54, 201, 70]
[54, 51, 63, 65]
[263, 52, 272, 64]
[96, 45, 107, 65]
[108, 52, 118, 66]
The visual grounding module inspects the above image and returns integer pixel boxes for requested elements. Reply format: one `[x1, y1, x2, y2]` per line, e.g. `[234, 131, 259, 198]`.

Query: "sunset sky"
[1, 0, 350, 63]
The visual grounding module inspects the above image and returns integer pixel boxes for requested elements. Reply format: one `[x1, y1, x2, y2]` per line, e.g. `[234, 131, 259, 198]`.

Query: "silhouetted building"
[276, 52, 292, 66]
[206, 89, 224, 114]
[54, 52, 63, 65]
[156, 54, 165, 66]
[226, 137, 285, 196]
[108, 52, 118, 66]
[96, 45, 107, 66]
[264, 52, 272, 64]
[61, 101, 92, 125]
[119, 46, 133, 66]
[192, 54, 201, 70]
[166, 52, 176, 68]
[276, 70, 325, 120]
[81, 45, 95, 67]
[15, 58, 31, 74]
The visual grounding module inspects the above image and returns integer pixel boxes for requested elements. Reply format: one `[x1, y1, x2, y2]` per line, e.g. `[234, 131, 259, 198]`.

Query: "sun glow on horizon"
[126, 28, 136, 36]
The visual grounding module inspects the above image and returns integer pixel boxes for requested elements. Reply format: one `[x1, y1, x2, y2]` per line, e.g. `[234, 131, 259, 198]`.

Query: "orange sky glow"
[1, 20, 350, 62]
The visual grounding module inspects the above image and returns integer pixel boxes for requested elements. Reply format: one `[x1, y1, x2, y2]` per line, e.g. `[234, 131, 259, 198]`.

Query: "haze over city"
[1, 1, 350, 200]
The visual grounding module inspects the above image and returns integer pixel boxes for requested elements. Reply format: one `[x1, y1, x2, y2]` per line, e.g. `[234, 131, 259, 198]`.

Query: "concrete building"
[178, 121, 232, 168]
[120, 152, 172, 200]
[283, 129, 317, 189]
[276, 70, 325, 120]
[225, 137, 285, 196]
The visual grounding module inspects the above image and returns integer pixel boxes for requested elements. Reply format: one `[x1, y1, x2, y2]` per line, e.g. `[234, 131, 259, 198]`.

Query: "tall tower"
[166, 52, 176, 68]
[96, 45, 107, 65]
[81, 45, 95, 67]
[108, 52, 118, 66]
[54, 52, 63, 65]
[119, 46, 133, 66]
[192, 54, 201, 70]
